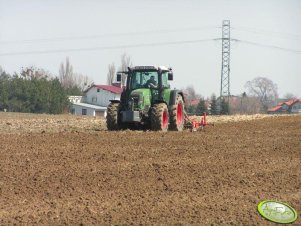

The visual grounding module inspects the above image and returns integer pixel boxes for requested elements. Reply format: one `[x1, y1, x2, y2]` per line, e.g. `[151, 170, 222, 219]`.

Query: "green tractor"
[106, 66, 185, 131]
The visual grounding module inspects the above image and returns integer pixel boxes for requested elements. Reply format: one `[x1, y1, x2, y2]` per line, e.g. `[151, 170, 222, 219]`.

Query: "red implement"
[184, 112, 208, 131]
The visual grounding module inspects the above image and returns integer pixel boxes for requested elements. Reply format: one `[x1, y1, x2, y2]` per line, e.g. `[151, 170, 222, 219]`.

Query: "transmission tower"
[220, 20, 231, 101]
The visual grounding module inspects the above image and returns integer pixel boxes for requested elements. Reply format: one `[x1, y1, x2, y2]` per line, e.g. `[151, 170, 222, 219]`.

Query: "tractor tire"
[150, 103, 169, 132]
[106, 102, 121, 130]
[169, 94, 184, 131]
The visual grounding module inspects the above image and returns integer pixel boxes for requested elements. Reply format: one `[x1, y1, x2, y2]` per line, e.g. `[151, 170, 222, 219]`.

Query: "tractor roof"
[131, 66, 170, 71]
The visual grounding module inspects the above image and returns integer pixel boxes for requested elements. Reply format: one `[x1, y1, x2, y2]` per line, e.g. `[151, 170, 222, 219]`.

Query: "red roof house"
[85, 84, 123, 94]
[268, 99, 301, 114]
[70, 84, 123, 117]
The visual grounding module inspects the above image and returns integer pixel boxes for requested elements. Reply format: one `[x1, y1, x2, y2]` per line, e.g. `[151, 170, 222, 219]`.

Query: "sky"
[0, 0, 301, 98]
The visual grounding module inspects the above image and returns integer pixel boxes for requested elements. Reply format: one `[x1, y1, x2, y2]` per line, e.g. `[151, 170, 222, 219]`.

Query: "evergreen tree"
[196, 98, 208, 115]
[210, 94, 218, 115]
[0, 71, 10, 110]
[220, 98, 230, 115]
[49, 78, 69, 114]
[187, 105, 196, 114]
[0, 69, 69, 114]
[64, 86, 83, 96]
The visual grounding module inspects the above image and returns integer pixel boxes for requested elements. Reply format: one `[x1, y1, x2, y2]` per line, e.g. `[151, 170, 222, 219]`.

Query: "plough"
[184, 112, 211, 131]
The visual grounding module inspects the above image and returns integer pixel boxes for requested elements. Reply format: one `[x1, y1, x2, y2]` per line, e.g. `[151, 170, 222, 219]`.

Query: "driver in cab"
[145, 75, 157, 88]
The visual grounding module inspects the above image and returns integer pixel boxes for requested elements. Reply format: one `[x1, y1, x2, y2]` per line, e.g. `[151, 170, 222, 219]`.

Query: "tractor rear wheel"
[151, 103, 169, 132]
[106, 102, 121, 130]
[169, 94, 184, 131]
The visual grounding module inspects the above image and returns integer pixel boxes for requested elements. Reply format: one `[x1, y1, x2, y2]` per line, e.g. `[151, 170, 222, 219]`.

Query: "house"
[290, 99, 301, 113]
[268, 99, 301, 114]
[71, 103, 108, 117]
[70, 84, 123, 117]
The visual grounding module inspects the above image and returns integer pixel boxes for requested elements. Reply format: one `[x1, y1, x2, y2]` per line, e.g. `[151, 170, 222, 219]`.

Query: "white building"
[290, 100, 301, 114]
[84, 85, 122, 106]
[70, 85, 123, 117]
[71, 103, 108, 117]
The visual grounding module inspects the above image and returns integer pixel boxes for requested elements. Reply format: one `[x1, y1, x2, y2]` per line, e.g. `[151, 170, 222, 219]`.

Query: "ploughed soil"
[0, 114, 300, 225]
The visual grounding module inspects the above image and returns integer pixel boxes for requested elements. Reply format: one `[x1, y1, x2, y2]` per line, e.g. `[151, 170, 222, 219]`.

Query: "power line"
[231, 38, 301, 54]
[232, 26, 301, 41]
[0, 38, 220, 56]
[2, 25, 301, 45]
[1, 37, 301, 57]
[0, 26, 219, 44]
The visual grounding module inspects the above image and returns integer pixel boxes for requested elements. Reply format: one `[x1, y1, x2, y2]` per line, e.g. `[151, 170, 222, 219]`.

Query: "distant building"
[71, 103, 108, 117]
[69, 84, 123, 117]
[84, 85, 122, 106]
[268, 99, 301, 114]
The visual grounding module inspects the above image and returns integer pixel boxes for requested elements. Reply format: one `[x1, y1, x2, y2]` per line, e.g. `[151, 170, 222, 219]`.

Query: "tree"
[187, 105, 196, 114]
[245, 77, 278, 112]
[220, 98, 229, 115]
[118, 53, 132, 87]
[49, 78, 68, 114]
[106, 62, 116, 85]
[196, 98, 208, 114]
[183, 85, 201, 111]
[0, 68, 69, 114]
[59, 57, 91, 95]
[59, 57, 73, 88]
[0, 70, 10, 110]
[184, 86, 199, 100]
[283, 93, 297, 100]
[21, 66, 51, 80]
[210, 94, 218, 115]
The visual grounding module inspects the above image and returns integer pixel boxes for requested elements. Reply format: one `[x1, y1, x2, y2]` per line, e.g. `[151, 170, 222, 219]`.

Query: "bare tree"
[283, 93, 297, 100]
[74, 73, 90, 91]
[59, 57, 74, 88]
[230, 93, 262, 114]
[185, 86, 198, 99]
[59, 57, 91, 92]
[245, 77, 278, 112]
[106, 63, 116, 85]
[118, 53, 132, 86]
[21, 66, 51, 80]
[183, 86, 200, 103]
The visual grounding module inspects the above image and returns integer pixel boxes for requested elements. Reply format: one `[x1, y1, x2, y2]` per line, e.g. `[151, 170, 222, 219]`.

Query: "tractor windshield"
[131, 71, 159, 89]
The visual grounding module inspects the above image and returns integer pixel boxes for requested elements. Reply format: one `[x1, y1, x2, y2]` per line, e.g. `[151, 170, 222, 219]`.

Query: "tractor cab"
[117, 66, 173, 111]
[117, 66, 173, 90]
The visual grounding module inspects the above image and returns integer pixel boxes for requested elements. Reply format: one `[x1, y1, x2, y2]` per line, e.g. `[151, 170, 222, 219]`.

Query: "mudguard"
[169, 90, 185, 105]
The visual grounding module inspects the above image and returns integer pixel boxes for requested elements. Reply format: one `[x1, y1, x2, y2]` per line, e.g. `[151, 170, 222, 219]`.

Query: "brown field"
[0, 113, 300, 225]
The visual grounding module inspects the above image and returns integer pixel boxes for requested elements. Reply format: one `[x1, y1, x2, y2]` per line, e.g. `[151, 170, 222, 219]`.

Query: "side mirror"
[116, 73, 122, 82]
[168, 72, 173, 81]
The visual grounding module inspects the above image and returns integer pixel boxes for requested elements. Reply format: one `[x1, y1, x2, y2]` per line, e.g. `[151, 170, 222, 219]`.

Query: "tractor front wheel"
[151, 103, 169, 132]
[169, 94, 184, 131]
[106, 102, 121, 130]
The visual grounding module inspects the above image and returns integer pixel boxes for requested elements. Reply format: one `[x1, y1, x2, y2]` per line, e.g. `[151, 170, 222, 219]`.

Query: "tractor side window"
[162, 72, 170, 88]
[131, 74, 140, 89]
